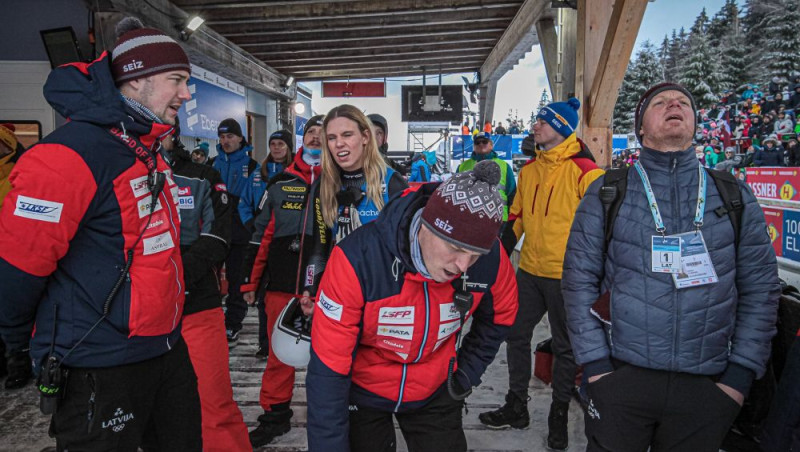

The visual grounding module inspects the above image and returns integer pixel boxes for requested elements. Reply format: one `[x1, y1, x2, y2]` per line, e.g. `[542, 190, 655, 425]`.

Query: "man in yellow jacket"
[479, 98, 603, 451]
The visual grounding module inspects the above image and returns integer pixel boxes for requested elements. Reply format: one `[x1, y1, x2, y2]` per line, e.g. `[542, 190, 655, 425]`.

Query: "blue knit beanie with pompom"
[536, 97, 581, 138]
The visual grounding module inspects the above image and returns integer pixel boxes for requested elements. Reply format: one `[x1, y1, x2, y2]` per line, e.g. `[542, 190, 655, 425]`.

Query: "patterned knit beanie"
[537, 98, 581, 138]
[111, 17, 191, 85]
[421, 160, 504, 254]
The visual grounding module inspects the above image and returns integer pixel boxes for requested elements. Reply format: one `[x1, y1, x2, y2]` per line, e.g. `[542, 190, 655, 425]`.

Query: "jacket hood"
[43, 52, 174, 148]
[285, 147, 321, 184]
[43, 52, 127, 127]
[373, 183, 440, 271]
[215, 143, 254, 162]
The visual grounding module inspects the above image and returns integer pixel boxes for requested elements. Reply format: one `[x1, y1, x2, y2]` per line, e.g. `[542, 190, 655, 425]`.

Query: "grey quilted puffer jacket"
[563, 146, 780, 394]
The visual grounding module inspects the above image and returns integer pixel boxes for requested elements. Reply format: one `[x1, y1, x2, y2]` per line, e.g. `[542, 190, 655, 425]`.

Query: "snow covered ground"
[0, 308, 588, 452]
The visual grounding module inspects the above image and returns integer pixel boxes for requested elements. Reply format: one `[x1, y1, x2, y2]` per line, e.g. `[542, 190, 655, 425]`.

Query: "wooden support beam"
[480, 0, 550, 84]
[536, 19, 558, 98]
[558, 8, 577, 101]
[575, 0, 612, 167]
[586, 0, 648, 128]
[94, 0, 292, 99]
[261, 46, 494, 64]
[273, 55, 487, 71]
[298, 65, 480, 81]
[246, 36, 498, 54]
[234, 27, 505, 47]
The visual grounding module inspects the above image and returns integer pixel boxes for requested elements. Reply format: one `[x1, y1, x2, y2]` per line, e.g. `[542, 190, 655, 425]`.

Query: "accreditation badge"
[651, 236, 681, 273]
[671, 231, 719, 289]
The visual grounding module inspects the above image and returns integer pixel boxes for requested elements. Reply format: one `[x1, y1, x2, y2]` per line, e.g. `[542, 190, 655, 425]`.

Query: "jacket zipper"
[395, 281, 431, 413]
[670, 157, 680, 369]
[545, 186, 554, 216]
[160, 188, 183, 329]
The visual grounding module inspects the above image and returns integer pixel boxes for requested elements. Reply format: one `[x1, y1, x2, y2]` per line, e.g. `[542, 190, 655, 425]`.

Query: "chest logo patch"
[378, 306, 415, 325]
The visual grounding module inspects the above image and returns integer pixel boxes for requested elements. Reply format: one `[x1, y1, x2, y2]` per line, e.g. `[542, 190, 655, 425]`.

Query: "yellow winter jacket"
[0, 150, 15, 209]
[510, 134, 604, 279]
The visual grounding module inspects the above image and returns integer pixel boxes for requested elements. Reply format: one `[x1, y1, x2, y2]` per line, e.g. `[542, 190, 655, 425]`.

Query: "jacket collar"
[469, 150, 498, 161]
[637, 145, 698, 173]
[285, 147, 321, 184]
[215, 143, 253, 162]
[537, 133, 581, 164]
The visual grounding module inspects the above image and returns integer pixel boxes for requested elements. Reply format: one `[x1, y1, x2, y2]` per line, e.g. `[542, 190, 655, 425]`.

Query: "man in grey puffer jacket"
[563, 82, 780, 452]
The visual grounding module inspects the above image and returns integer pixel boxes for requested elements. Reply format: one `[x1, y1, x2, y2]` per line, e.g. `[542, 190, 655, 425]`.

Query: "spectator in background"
[262, 130, 294, 183]
[754, 135, 785, 167]
[741, 84, 755, 101]
[509, 121, 521, 135]
[775, 111, 794, 135]
[737, 145, 758, 169]
[495, 122, 507, 135]
[769, 76, 782, 96]
[788, 84, 800, 112]
[786, 138, 800, 167]
[368, 113, 407, 175]
[213, 118, 267, 347]
[408, 151, 432, 182]
[695, 145, 706, 166]
[191, 142, 210, 165]
[714, 147, 740, 172]
[462, 122, 470, 136]
[484, 121, 493, 134]
[458, 132, 516, 223]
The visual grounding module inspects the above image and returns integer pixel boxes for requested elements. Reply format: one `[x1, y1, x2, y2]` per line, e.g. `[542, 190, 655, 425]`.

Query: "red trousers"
[260, 291, 297, 410]
[183, 308, 251, 452]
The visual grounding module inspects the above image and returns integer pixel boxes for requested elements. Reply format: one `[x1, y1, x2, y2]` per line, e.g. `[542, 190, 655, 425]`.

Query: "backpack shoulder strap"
[705, 168, 744, 248]
[600, 167, 629, 252]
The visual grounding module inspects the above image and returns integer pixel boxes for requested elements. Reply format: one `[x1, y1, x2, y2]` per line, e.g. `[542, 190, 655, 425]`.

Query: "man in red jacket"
[306, 160, 518, 452]
[0, 18, 201, 450]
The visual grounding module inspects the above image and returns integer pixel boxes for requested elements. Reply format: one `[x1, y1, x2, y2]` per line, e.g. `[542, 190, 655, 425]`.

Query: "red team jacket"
[306, 184, 518, 451]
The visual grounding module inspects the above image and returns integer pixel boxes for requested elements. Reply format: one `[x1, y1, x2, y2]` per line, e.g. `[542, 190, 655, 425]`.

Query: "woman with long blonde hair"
[300, 105, 407, 312]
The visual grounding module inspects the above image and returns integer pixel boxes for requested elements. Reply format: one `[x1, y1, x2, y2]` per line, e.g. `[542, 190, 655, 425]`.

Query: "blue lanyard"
[633, 161, 706, 235]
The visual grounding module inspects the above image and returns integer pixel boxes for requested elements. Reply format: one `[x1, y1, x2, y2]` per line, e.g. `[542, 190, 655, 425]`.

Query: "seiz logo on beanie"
[434, 218, 454, 234]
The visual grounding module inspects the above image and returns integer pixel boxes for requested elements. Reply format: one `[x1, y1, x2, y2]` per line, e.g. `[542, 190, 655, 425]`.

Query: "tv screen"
[40, 27, 83, 69]
[401, 85, 463, 122]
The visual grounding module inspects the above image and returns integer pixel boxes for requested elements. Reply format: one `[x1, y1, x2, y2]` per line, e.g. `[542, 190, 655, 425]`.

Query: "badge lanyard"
[633, 160, 706, 235]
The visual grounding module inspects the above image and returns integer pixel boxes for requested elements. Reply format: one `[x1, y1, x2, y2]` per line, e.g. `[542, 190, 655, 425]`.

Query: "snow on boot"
[547, 400, 570, 451]
[249, 407, 293, 447]
[478, 392, 530, 429]
[4, 350, 32, 390]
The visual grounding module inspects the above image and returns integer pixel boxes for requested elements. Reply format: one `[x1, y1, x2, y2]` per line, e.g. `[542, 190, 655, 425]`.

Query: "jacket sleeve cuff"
[583, 358, 615, 379]
[240, 283, 258, 293]
[719, 362, 755, 397]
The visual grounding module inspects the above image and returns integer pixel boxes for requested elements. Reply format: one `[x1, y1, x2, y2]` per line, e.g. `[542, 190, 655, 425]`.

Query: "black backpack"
[599, 167, 744, 252]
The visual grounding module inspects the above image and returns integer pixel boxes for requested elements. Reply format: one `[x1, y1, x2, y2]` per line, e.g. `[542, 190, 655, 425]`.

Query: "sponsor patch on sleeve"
[142, 231, 175, 255]
[305, 264, 315, 287]
[14, 195, 64, 223]
[318, 291, 343, 322]
[214, 183, 227, 192]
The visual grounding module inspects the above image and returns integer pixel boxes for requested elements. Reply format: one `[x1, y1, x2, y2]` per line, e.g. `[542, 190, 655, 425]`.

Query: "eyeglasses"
[474, 139, 490, 146]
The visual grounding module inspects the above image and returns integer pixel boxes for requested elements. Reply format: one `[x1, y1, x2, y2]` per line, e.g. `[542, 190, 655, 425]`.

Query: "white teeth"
[337, 151, 350, 157]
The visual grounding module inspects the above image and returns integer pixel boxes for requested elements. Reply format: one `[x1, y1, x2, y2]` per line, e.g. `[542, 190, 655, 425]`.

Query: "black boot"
[249, 406, 293, 447]
[547, 400, 570, 451]
[4, 350, 33, 390]
[478, 392, 530, 429]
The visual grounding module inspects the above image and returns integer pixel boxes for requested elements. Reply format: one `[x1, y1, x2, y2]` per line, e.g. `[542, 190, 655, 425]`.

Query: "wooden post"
[575, 0, 647, 168]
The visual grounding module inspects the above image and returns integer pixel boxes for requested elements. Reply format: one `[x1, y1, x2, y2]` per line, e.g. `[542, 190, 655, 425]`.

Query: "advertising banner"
[746, 167, 800, 205]
[451, 134, 527, 160]
[762, 206, 784, 258]
[178, 64, 247, 140]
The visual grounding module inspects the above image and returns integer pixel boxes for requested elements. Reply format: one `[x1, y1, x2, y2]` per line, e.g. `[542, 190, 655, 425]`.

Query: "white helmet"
[271, 298, 312, 368]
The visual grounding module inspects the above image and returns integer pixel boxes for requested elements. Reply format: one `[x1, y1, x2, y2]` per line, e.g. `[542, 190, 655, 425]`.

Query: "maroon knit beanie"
[421, 160, 504, 254]
[111, 18, 191, 85]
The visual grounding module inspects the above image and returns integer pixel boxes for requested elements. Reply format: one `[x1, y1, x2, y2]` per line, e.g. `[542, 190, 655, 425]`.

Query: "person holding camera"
[0, 19, 201, 450]
[306, 161, 518, 452]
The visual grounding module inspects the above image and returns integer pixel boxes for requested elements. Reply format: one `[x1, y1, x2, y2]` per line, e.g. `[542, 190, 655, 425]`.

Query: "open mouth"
[666, 114, 683, 121]
[336, 151, 350, 158]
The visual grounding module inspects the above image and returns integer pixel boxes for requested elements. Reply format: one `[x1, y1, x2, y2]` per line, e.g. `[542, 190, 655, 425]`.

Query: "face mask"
[306, 148, 322, 156]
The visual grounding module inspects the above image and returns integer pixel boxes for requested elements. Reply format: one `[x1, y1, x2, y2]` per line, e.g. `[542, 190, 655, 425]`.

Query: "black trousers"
[507, 270, 576, 403]
[223, 243, 248, 332]
[584, 363, 741, 452]
[761, 335, 800, 451]
[349, 389, 466, 452]
[50, 338, 202, 452]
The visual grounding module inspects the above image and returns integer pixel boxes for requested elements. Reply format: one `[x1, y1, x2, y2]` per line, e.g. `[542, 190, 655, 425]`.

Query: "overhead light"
[294, 103, 306, 115]
[186, 16, 205, 32]
[284, 76, 295, 87]
[179, 16, 205, 41]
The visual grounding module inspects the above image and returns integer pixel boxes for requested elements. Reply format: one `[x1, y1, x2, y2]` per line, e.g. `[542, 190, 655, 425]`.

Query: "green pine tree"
[613, 41, 663, 133]
[760, 1, 800, 82]
[680, 32, 722, 109]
